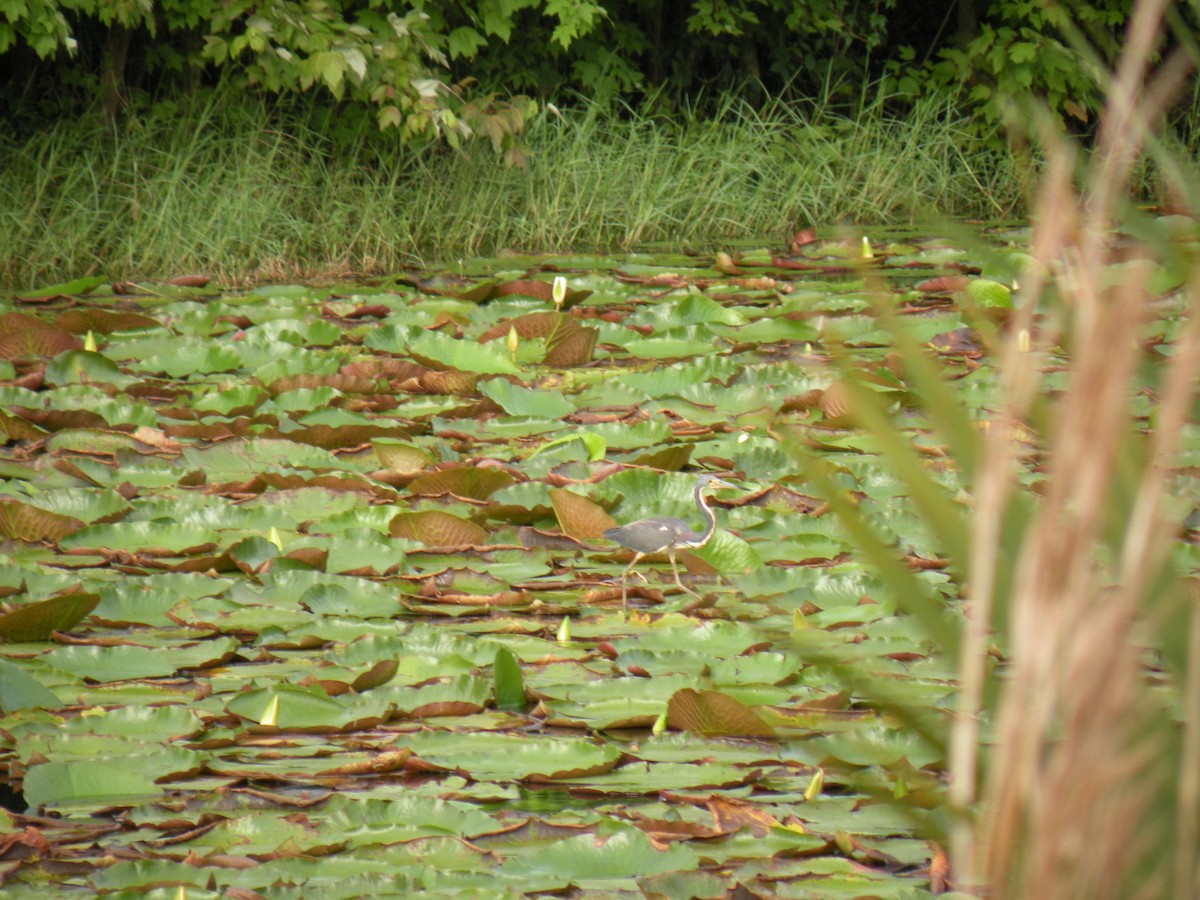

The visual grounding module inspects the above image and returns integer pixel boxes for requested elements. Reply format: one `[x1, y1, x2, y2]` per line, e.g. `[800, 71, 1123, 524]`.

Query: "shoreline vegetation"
[0, 87, 1024, 289]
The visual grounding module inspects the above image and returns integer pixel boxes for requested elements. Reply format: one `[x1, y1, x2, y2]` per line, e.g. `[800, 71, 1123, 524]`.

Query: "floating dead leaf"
[287, 424, 412, 452]
[916, 275, 970, 294]
[438, 281, 498, 303]
[213, 472, 396, 500]
[549, 488, 616, 541]
[55, 309, 160, 334]
[409, 699, 486, 718]
[818, 380, 854, 425]
[929, 327, 984, 355]
[389, 510, 487, 547]
[53, 457, 112, 486]
[0, 410, 46, 442]
[789, 228, 818, 251]
[726, 276, 780, 291]
[0, 499, 84, 543]
[494, 279, 552, 301]
[341, 358, 420, 381]
[630, 445, 693, 471]
[168, 274, 211, 287]
[614, 270, 687, 287]
[478, 311, 560, 343]
[8, 408, 108, 432]
[408, 465, 515, 500]
[329, 303, 391, 320]
[286, 547, 329, 569]
[475, 279, 593, 311]
[515, 526, 587, 550]
[544, 318, 598, 367]
[794, 690, 853, 711]
[0, 826, 55, 859]
[373, 441, 433, 474]
[629, 815, 722, 841]
[427, 312, 464, 336]
[779, 389, 824, 414]
[707, 796, 779, 837]
[415, 369, 478, 395]
[667, 688, 777, 738]
[317, 749, 411, 776]
[267, 374, 380, 395]
[0, 313, 81, 360]
[524, 754, 622, 782]
[129, 426, 182, 453]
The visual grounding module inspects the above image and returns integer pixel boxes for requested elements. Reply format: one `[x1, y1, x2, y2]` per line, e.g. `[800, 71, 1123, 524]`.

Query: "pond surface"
[0, 226, 1188, 896]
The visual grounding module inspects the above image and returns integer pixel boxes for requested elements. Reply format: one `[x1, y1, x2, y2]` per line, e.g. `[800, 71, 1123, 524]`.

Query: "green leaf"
[226, 684, 368, 729]
[44, 350, 128, 387]
[1008, 41, 1037, 63]
[447, 25, 485, 59]
[0, 593, 99, 642]
[46, 638, 238, 681]
[409, 330, 521, 374]
[0, 659, 61, 711]
[59, 522, 216, 554]
[965, 278, 1012, 309]
[500, 827, 698, 880]
[492, 646, 525, 711]
[531, 432, 607, 461]
[326, 795, 498, 844]
[17, 275, 107, 299]
[480, 379, 574, 418]
[23, 760, 162, 807]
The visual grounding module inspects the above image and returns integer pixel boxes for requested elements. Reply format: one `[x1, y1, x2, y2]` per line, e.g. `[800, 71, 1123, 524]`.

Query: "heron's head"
[695, 473, 737, 491]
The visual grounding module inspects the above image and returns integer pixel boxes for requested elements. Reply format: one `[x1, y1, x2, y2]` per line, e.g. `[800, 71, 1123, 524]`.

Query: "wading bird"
[603, 473, 736, 607]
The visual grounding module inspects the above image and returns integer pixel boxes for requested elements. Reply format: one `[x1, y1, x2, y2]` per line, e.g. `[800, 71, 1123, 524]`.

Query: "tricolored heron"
[603, 473, 736, 606]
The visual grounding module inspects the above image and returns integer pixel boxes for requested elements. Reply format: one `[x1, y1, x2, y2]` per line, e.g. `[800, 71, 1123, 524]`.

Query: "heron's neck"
[694, 482, 717, 542]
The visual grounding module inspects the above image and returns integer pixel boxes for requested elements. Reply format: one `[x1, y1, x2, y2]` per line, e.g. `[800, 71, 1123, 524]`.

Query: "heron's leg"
[619, 553, 643, 608]
[668, 548, 700, 597]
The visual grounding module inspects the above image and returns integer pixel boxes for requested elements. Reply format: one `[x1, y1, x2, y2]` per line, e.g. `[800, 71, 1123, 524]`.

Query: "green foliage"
[445, 0, 896, 106]
[0, 0, 74, 56]
[1, 0, 549, 153]
[888, 0, 1131, 138]
[2, 0, 1158, 165]
[4, 0, 905, 136]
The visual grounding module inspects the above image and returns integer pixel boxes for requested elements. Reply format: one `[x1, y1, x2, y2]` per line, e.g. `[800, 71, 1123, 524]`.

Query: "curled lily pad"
[0, 592, 99, 642]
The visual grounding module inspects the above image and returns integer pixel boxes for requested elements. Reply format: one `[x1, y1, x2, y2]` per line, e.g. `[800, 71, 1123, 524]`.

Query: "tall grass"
[795, 1, 1200, 895]
[0, 85, 1017, 288]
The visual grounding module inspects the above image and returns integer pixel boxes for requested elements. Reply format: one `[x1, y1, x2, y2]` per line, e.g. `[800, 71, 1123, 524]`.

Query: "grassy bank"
[0, 86, 1020, 288]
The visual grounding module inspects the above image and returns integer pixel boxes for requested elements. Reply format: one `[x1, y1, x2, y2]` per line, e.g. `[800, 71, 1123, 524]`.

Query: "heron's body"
[603, 473, 735, 606]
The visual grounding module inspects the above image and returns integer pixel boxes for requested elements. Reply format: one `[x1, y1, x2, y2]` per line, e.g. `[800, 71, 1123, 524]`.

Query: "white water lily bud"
[552, 275, 567, 310]
[804, 767, 824, 800]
